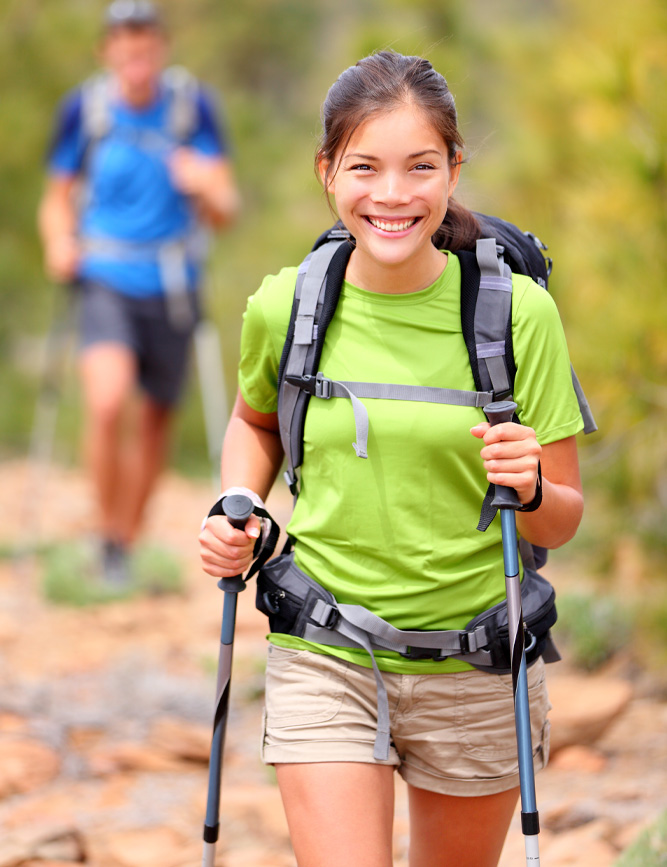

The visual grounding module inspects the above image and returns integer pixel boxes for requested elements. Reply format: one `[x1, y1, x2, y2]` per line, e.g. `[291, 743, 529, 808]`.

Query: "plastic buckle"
[315, 372, 331, 399]
[402, 646, 447, 661]
[310, 600, 339, 629]
[493, 388, 514, 403]
[323, 605, 339, 629]
[459, 632, 471, 654]
[283, 470, 299, 496]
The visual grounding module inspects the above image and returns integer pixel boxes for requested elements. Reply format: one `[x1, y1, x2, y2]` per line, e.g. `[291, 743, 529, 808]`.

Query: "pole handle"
[217, 494, 255, 593]
[483, 400, 522, 511]
[222, 493, 254, 529]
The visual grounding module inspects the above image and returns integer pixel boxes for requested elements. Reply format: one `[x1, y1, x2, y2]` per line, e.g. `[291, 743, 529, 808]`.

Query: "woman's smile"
[322, 103, 460, 292]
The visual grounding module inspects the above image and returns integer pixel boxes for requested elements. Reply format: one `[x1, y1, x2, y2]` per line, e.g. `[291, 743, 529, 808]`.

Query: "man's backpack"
[76, 66, 206, 327]
[277, 215, 596, 560]
[80, 64, 200, 149]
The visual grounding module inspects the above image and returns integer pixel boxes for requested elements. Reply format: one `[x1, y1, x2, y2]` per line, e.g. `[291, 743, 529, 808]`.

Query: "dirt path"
[0, 460, 665, 866]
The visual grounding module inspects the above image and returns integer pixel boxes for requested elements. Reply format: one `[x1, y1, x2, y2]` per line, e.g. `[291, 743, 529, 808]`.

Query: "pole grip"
[217, 494, 255, 593]
[222, 493, 254, 530]
[483, 400, 522, 510]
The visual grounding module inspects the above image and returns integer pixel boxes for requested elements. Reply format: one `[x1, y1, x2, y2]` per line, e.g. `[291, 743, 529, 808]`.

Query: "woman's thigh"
[276, 761, 395, 867]
[408, 784, 519, 867]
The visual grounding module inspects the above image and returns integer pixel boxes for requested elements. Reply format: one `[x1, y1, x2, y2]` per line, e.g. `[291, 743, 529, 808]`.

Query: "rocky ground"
[0, 459, 665, 867]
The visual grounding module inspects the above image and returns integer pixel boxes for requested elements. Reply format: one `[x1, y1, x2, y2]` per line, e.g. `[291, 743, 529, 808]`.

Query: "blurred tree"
[0, 0, 664, 571]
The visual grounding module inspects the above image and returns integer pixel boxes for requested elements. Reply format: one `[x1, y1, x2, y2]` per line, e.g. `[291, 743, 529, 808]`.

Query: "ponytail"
[432, 198, 482, 252]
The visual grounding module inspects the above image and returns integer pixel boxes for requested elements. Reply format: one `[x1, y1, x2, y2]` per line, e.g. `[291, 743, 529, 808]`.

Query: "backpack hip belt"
[257, 552, 560, 761]
[79, 230, 207, 329]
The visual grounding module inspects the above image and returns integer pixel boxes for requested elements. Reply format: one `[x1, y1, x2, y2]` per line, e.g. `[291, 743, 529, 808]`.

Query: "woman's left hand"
[470, 422, 542, 505]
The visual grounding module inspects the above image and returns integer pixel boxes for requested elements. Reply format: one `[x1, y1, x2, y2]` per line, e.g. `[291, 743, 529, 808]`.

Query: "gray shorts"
[78, 282, 200, 406]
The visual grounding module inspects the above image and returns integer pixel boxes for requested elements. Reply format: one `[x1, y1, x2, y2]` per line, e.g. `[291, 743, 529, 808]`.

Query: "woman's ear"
[448, 157, 462, 196]
[317, 155, 334, 193]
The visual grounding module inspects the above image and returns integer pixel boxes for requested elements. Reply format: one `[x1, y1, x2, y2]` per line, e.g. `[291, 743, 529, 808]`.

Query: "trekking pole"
[484, 400, 541, 866]
[16, 284, 78, 562]
[202, 493, 254, 867]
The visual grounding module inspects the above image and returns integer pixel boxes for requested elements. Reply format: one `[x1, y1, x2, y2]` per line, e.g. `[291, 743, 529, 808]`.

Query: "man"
[38, 0, 239, 582]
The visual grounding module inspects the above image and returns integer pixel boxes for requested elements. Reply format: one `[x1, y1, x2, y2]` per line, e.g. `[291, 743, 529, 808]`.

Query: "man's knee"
[86, 392, 127, 432]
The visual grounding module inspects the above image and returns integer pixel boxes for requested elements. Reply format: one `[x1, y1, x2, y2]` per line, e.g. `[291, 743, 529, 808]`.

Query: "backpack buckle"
[283, 470, 299, 496]
[315, 372, 331, 398]
[402, 646, 448, 661]
[285, 372, 332, 399]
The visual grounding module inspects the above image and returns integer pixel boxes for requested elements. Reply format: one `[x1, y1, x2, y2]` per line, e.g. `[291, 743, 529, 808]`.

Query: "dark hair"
[317, 50, 481, 251]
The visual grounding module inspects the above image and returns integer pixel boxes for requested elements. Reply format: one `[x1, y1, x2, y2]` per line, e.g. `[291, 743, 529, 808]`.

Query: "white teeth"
[368, 217, 417, 233]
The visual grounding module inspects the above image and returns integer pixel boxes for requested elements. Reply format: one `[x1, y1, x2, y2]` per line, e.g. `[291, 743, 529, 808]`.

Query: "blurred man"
[38, 0, 239, 582]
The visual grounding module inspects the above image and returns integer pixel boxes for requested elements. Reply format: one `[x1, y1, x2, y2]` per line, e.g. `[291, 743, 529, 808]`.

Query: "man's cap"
[104, 1, 163, 31]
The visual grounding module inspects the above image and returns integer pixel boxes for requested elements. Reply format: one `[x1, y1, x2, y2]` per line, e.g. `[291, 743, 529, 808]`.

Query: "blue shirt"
[48, 75, 227, 297]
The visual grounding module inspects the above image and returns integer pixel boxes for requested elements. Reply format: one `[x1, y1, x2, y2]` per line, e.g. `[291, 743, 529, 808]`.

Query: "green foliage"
[554, 591, 633, 671]
[1, 0, 665, 566]
[42, 539, 184, 606]
[614, 809, 667, 866]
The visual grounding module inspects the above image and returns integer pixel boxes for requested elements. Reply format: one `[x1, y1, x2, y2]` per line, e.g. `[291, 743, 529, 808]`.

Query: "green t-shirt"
[239, 252, 583, 673]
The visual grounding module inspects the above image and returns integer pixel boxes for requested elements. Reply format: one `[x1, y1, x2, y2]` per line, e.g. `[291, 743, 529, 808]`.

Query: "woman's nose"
[370, 171, 411, 206]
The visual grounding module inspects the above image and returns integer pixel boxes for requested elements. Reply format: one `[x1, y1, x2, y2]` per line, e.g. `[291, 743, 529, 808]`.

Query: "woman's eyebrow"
[342, 153, 376, 161]
[342, 149, 443, 161]
[409, 149, 442, 158]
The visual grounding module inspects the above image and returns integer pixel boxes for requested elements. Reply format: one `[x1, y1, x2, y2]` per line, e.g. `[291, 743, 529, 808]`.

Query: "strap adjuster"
[402, 646, 448, 661]
[283, 470, 299, 496]
[309, 599, 340, 629]
[315, 372, 331, 399]
[285, 372, 332, 399]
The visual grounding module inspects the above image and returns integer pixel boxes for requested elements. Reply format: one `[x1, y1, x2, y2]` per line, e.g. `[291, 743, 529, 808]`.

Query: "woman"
[199, 51, 584, 867]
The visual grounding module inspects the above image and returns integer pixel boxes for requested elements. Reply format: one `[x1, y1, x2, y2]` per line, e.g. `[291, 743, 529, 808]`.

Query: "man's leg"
[115, 394, 173, 545]
[79, 341, 137, 544]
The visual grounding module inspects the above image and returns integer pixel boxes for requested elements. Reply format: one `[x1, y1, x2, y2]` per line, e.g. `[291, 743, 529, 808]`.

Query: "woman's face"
[321, 103, 460, 280]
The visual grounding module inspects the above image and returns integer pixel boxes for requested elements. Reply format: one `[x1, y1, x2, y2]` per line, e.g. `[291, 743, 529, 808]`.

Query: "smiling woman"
[198, 49, 585, 867]
[318, 104, 460, 293]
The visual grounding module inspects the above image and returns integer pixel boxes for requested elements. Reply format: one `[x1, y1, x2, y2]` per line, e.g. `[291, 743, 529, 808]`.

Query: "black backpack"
[277, 215, 596, 563]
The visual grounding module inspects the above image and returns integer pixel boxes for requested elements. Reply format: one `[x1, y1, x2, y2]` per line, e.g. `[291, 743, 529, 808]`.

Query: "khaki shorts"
[261, 644, 551, 797]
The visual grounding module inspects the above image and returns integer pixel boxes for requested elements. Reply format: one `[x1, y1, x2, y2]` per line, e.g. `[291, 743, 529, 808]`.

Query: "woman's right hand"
[199, 514, 262, 578]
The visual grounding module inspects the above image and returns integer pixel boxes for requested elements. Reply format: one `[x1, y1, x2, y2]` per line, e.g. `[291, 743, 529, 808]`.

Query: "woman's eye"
[350, 163, 373, 172]
[413, 163, 435, 171]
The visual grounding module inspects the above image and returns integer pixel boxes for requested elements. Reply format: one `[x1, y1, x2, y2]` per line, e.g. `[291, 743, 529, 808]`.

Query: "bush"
[554, 591, 633, 671]
[614, 810, 667, 866]
[42, 539, 184, 606]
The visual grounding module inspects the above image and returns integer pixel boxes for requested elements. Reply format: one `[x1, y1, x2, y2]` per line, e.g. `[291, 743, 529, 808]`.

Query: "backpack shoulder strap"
[278, 239, 353, 496]
[161, 65, 199, 143]
[80, 66, 199, 149]
[459, 239, 514, 400]
[80, 71, 113, 143]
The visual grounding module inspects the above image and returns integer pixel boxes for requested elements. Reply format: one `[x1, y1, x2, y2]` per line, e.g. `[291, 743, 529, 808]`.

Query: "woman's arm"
[199, 391, 283, 577]
[471, 423, 583, 549]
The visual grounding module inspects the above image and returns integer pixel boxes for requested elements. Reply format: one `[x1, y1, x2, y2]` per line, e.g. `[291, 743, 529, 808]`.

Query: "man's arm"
[169, 150, 241, 229]
[37, 174, 81, 283]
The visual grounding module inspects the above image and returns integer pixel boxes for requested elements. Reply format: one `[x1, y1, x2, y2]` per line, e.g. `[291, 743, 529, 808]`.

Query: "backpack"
[77, 65, 206, 328]
[277, 215, 597, 560]
[80, 64, 200, 148]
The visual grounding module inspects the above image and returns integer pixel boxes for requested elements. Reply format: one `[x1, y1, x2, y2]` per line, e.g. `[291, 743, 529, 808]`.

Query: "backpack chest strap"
[286, 372, 494, 460]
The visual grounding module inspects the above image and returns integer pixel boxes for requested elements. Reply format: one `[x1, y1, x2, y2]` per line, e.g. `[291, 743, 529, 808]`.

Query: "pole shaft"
[202, 589, 239, 858]
[499, 509, 540, 863]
